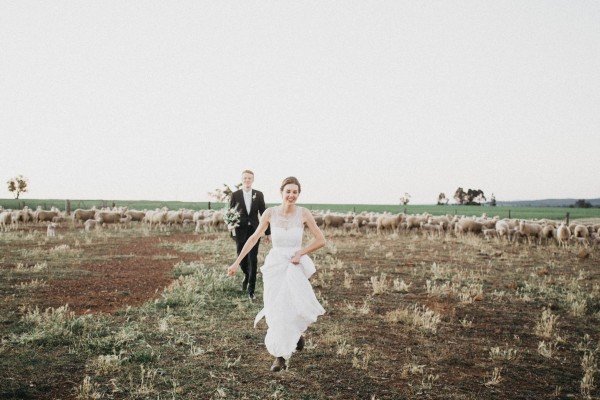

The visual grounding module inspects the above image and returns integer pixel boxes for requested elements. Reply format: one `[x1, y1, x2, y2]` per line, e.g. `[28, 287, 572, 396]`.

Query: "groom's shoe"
[270, 357, 287, 372]
[248, 292, 256, 301]
[296, 335, 305, 351]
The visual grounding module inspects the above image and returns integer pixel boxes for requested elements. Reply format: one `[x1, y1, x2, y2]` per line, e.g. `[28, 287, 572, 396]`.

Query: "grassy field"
[2, 198, 599, 221]
[1, 221, 599, 399]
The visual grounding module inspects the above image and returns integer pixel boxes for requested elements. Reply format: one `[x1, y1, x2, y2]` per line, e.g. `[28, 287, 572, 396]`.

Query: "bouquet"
[223, 205, 241, 236]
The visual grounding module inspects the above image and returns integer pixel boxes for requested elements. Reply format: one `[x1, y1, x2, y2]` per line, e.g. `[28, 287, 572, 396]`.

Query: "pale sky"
[1, 1, 599, 205]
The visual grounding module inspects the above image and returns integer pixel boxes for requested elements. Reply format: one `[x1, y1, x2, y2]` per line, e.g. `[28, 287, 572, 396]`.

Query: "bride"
[227, 176, 326, 372]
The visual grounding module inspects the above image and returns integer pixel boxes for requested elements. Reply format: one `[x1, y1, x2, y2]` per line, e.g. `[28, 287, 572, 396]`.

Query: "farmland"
[1, 212, 600, 399]
[1, 198, 599, 221]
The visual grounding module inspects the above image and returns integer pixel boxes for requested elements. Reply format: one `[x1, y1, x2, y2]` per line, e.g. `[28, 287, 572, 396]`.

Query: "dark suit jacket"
[229, 189, 270, 238]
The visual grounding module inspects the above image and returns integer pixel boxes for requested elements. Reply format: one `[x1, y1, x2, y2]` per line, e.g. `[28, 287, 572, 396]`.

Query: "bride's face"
[281, 184, 300, 205]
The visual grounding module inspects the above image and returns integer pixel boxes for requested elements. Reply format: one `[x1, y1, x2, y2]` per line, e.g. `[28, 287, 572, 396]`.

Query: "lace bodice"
[269, 206, 304, 249]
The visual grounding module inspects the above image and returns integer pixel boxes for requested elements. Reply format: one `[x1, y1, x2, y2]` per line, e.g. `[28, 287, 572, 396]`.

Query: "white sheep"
[376, 213, 404, 235]
[482, 228, 497, 240]
[0, 210, 13, 232]
[84, 219, 98, 232]
[518, 220, 543, 244]
[495, 220, 511, 241]
[556, 223, 571, 248]
[47, 222, 58, 237]
[573, 225, 590, 239]
[405, 214, 429, 230]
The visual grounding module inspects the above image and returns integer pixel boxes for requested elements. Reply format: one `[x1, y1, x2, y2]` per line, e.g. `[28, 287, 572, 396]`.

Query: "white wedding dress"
[253, 205, 325, 360]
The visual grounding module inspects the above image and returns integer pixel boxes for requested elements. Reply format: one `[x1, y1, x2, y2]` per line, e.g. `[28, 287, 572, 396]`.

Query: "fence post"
[566, 212, 570, 225]
[65, 200, 71, 215]
[508, 210, 511, 219]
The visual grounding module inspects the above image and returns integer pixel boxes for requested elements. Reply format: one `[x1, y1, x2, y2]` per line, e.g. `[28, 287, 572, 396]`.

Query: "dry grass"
[1, 223, 600, 399]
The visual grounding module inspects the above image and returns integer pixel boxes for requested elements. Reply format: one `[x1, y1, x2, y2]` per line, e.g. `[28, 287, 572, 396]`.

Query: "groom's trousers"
[236, 224, 260, 296]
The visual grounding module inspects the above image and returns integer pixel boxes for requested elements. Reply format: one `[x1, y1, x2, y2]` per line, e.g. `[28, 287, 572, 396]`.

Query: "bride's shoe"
[270, 357, 287, 372]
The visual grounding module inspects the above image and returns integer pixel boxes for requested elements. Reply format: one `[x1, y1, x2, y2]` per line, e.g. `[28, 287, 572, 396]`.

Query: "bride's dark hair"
[280, 176, 301, 193]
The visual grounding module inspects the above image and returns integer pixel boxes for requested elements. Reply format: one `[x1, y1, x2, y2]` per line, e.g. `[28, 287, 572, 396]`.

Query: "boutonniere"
[252, 193, 257, 200]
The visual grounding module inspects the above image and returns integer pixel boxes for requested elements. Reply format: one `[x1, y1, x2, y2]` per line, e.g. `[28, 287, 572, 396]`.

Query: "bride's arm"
[227, 208, 272, 276]
[291, 208, 326, 264]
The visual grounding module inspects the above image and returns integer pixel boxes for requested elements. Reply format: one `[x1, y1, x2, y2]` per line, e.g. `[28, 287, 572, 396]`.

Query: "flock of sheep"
[1, 205, 599, 249]
[319, 211, 599, 248]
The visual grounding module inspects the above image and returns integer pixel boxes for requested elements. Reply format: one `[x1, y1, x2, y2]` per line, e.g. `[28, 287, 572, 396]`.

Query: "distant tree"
[454, 187, 486, 205]
[208, 183, 242, 203]
[572, 199, 592, 208]
[399, 193, 411, 205]
[454, 187, 466, 205]
[437, 192, 449, 205]
[7, 175, 28, 199]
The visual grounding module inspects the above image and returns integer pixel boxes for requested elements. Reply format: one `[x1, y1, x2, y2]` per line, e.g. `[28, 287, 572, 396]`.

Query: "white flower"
[223, 206, 241, 227]
[252, 193, 257, 200]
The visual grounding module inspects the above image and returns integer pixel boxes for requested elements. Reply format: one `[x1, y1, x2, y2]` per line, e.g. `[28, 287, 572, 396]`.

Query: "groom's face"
[242, 173, 254, 190]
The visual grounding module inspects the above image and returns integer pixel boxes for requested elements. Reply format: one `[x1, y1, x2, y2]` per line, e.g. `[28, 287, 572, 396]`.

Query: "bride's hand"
[227, 264, 238, 277]
[291, 252, 302, 265]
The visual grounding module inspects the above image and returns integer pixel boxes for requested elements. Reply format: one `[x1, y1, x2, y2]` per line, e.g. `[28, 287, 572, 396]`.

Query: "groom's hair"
[242, 170, 254, 176]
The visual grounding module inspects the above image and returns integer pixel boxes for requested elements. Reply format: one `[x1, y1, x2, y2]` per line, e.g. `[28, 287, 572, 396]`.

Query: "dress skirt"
[254, 247, 325, 359]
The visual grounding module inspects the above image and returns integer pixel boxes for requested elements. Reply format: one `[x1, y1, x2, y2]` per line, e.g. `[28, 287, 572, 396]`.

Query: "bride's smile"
[282, 185, 300, 206]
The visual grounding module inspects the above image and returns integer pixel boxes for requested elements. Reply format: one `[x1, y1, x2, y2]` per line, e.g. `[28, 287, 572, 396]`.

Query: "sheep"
[405, 214, 429, 230]
[429, 216, 450, 231]
[518, 220, 543, 244]
[166, 210, 184, 227]
[95, 210, 122, 226]
[120, 215, 133, 228]
[480, 216, 499, 229]
[10, 208, 33, 228]
[34, 207, 59, 223]
[495, 220, 511, 241]
[195, 218, 211, 233]
[556, 223, 571, 248]
[210, 211, 225, 231]
[0, 210, 13, 232]
[193, 210, 206, 223]
[482, 228, 497, 240]
[84, 219, 97, 232]
[125, 209, 146, 222]
[312, 213, 324, 227]
[72, 209, 96, 225]
[181, 209, 195, 222]
[349, 216, 367, 231]
[323, 213, 345, 229]
[46, 222, 58, 237]
[540, 224, 556, 244]
[353, 214, 371, 228]
[144, 209, 169, 230]
[573, 225, 590, 239]
[376, 213, 404, 235]
[455, 218, 483, 235]
[420, 222, 444, 236]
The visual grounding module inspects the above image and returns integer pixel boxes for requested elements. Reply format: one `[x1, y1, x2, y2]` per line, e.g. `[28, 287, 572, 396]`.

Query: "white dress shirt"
[243, 189, 252, 214]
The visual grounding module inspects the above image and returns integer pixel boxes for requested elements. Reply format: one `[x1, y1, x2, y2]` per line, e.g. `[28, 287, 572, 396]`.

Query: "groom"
[229, 170, 270, 300]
